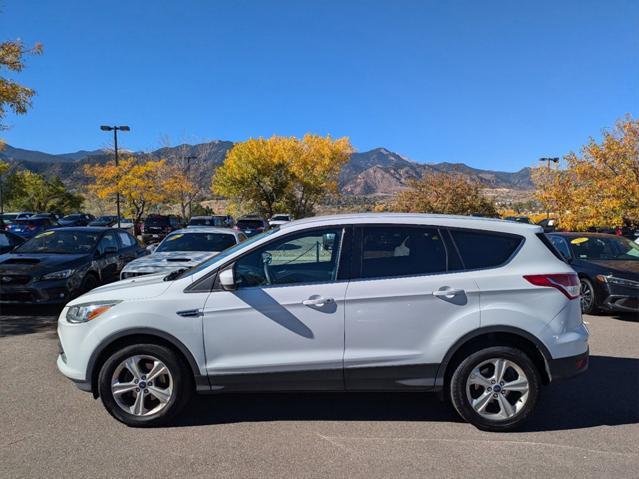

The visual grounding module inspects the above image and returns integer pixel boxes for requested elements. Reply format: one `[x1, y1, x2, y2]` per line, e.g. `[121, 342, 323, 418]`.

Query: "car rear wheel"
[98, 344, 192, 427]
[450, 346, 540, 432]
[579, 278, 598, 314]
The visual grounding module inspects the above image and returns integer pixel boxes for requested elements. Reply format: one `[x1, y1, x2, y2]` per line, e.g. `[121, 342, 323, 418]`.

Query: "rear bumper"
[548, 349, 589, 381]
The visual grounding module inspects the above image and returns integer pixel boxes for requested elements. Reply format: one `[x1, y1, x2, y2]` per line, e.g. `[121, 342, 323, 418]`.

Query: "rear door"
[343, 225, 480, 390]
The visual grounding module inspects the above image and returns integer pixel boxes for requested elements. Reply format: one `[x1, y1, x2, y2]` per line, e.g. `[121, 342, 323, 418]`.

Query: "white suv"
[57, 213, 589, 431]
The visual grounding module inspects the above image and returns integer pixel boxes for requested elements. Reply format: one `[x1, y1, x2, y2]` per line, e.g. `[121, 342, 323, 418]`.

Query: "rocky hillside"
[1, 142, 533, 195]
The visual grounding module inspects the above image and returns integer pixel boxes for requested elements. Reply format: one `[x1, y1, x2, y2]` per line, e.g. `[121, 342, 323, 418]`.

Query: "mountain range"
[0, 141, 534, 196]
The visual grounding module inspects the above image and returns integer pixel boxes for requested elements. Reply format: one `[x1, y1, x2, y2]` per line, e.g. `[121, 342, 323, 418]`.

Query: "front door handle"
[433, 287, 465, 298]
[176, 309, 202, 318]
[302, 297, 334, 306]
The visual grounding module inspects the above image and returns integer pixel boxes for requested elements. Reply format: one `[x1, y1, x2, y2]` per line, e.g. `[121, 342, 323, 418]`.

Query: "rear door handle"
[302, 297, 334, 306]
[433, 288, 465, 298]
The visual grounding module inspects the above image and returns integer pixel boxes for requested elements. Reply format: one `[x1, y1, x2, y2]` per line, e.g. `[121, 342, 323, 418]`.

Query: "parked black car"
[234, 215, 269, 237]
[547, 232, 639, 314]
[504, 216, 533, 224]
[0, 227, 146, 304]
[537, 218, 558, 233]
[58, 213, 95, 227]
[141, 214, 184, 244]
[0, 231, 25, 254]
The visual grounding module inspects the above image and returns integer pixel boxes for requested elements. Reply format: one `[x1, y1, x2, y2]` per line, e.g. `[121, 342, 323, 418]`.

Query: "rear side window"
[450, 229, 523, 269]
[360, 226, 447, 279]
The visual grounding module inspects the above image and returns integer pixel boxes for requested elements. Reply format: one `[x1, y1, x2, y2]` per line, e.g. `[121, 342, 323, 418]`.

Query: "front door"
[344, 225, 480, 390]
[202, 227, 348, 390]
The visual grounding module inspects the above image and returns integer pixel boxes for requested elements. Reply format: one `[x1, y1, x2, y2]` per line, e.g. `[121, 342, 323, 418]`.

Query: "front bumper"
[602, 295, 639, 313]
[0, 278, 77, 303]
[548, 349, 589, 381]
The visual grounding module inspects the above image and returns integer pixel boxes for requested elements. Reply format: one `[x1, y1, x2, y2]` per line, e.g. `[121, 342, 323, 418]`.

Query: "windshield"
[156, 232, 237, 252]
[92, 216, 116, 224]
[15, 230, 100, 254]
[145, 216, 170, 226]
[174, 227, 279, 280]
[271, 215, 289, 221]
[569, 235, 639, 261]
[189, 217, 225, 226]
[1, 214, 18, 221]
[237, 219, 264, 229]
[61, 215, 82, 221]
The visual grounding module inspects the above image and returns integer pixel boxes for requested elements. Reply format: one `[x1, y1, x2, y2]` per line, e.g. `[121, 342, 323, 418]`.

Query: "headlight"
[41, 269, 76, 280]
[596, 275, 639, 289]
[66, 301, 121, 323]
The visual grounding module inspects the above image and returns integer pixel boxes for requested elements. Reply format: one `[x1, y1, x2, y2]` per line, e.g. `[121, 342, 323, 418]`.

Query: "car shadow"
[171, 355, 638, 432]
[0, 304, 63, 337]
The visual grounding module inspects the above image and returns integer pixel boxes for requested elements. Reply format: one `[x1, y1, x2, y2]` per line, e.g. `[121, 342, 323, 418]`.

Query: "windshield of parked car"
[13, 218, 49, 226]
[271, 215, 290, 221]
[188, 217, 225, 226]
[145, 216, 170, 226]
[14, 230, 101, 254]
[568, 235, 639, 261]
[237, 219, 264, 229]
[173, 227, 279, 280]
[156, 232, 237, 252]
[91, 216, 116, 225]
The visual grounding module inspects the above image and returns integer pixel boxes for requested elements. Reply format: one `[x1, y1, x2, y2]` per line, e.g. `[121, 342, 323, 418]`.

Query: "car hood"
[121, 250, 219, 273]
[0, 253, 91, 275]
[68, 272, 172, 304]
[587, 259, 639, 279]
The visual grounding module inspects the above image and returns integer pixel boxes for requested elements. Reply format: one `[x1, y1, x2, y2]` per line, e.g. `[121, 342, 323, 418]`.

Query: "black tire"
[450, 346, 540, 432]
[579, 277, 598, 315]
[98, 343, 193, 427]
[81, 273, 99, 294]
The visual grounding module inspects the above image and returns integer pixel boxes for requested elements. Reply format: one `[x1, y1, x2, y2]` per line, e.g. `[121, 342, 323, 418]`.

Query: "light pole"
[539, 157, 559, 219]
[100, 125, 130, 228]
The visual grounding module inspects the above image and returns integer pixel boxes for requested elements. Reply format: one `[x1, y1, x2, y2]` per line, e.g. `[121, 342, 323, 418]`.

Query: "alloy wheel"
[465, 358, 530, 421]
[111, 355, 173, 417]
[580, 280, 593, 312]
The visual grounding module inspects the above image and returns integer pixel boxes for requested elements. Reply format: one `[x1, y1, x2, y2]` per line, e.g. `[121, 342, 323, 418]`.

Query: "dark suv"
[234, 215, 269, 237]
[141, 215, 183, 244]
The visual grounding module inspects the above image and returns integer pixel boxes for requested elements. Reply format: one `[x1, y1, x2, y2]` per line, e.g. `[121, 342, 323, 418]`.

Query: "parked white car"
[57, 213, 589, 431]
[120, 227, 245, 279]
[269, 213, 293, 227]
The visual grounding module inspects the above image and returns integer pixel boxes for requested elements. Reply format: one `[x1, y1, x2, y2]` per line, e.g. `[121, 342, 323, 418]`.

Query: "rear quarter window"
[450, 229, 523, 270]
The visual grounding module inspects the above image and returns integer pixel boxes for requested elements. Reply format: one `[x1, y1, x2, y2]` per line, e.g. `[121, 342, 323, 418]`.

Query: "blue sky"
[1, 0, 638, 171]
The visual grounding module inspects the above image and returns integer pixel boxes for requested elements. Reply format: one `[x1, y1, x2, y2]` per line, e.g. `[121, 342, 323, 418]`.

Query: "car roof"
[52, 226, 118, 233]
[278, 213, 542, 233]
[170, 227, 237, 235]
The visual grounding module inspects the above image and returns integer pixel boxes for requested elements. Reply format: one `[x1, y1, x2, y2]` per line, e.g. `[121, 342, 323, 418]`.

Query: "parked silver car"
[120, 227, 246, 279]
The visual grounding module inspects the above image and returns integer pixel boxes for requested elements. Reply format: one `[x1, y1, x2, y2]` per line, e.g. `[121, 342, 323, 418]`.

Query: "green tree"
[4, 170, 83, 213]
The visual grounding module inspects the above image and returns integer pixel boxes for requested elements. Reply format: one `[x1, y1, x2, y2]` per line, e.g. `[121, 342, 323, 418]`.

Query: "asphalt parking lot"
[0, 306, 637, 478]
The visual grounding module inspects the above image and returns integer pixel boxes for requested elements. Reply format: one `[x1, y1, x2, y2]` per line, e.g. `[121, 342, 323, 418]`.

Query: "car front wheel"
[98, 344, 192, 427]
[450, 346, 540, 432]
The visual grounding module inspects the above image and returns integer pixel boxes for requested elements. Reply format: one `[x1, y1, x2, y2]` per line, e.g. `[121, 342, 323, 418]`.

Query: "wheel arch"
[435, 326, 552, 396]
[87, 328, 208, 398]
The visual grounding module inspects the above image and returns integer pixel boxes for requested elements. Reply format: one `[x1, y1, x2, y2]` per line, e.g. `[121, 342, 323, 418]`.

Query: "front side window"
[360, 226, 447, 279]
[118, 232, 136, 247]
[450, 229, 523, 269]
[98, 232, 118, 254]
[234, 228, 343, 288]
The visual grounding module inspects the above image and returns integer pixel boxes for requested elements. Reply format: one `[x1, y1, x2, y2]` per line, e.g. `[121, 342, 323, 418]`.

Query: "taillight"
[524, 273, 580, 299]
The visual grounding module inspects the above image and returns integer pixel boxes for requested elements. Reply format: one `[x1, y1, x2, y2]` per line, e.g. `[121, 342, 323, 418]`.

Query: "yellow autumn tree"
[212, 134, 352, 218]
[387, 172, 499, 217]
[162, 162, 200, 221]
[532, 116, 639, 230]
[1, 38, 43, 148]
[84, 157, 168, 223]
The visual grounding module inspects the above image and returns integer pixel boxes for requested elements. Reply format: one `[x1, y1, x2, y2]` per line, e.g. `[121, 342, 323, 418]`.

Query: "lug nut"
[135, 388, 140, 392]
[141, 375, 146, 380]
[493, 393, 498, 398]
[144, 389, 149, 394]
[134, 379, 138, 384]
[487, 387, 492, 391]
[500, 381, 504, 386]
[491, 379, 496, 384]
[148, 381, 153, 386]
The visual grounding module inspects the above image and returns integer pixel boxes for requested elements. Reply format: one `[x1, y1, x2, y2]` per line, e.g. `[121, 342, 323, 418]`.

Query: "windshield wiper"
[163, 268, 188, 281]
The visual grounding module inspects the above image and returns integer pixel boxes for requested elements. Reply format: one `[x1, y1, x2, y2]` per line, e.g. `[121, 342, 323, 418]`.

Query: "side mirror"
[219, 267, 236, 291]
